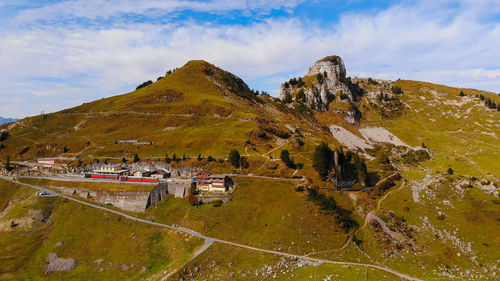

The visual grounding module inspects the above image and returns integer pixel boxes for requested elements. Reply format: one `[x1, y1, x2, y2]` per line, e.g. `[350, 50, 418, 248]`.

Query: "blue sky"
[0, 0, 499, 118]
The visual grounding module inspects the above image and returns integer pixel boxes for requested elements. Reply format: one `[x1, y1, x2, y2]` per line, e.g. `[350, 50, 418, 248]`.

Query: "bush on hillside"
[368, 78, 378, 85]
[392, 86, 403, 95]
[19, 146, 29, 155]
[136, 80, 153, 90]
[133, 153, 140, 163]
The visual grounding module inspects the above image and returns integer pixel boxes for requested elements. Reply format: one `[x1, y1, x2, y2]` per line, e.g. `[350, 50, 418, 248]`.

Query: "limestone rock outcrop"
[45, 253, 76, 273]
[280, 56, 353, 111]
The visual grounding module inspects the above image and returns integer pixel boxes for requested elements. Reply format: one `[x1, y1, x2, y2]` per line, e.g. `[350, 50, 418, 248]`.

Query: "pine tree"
[229, 149, 240, 168]
[312, 143, 334, 180]
[296, 89, 306, 102]
[5, 156, 13, 171]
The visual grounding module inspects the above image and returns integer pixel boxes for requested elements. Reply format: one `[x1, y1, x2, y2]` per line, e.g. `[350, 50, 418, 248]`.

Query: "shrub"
[316, 73, 323, 83]
[207, 156, 215, 162]
[19, 146, 29, 155]
[447, 167, 454, 175]
[392, 86, 403, 95]
[295, 186, 305, 192]
[133, 153, 140, 163]
[459, 91, 465, 97]
[284, 94, 292, 103]
[212, 200, 223, 207]
[368, 78, 378, 85]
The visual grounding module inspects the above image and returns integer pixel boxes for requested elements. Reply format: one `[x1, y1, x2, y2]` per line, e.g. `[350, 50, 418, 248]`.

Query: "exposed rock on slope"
[280, 56, 353, 111]
[45, 253, 76, 273]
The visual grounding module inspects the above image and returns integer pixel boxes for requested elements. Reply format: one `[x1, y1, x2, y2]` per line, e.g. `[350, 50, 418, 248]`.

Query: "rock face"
[45, 253, 76, 273]
[331, 149, 358, 188]
[280, 56, 352, 112]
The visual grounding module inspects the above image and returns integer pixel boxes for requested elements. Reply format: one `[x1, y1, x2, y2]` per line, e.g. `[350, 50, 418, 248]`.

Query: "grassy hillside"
[0, 179, 203, 280]
[0, 60, 330, 163]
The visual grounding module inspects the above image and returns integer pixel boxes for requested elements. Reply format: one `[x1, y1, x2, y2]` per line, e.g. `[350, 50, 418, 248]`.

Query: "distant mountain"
[0, 116, 18, 125]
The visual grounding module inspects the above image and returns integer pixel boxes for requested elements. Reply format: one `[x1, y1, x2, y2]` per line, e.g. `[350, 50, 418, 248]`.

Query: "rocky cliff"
[280, 56, 354, 111]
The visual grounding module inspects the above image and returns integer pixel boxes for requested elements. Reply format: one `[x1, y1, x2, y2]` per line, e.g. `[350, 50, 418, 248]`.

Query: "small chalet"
[150, 169, 171, 179]
[93, 164, 128, 176]
[134, 169, 152, 178]
[196, 171, 229, 193]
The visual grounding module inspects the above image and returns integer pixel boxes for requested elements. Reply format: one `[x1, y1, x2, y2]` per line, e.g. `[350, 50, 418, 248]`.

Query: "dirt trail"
[4, 177, 423, 281]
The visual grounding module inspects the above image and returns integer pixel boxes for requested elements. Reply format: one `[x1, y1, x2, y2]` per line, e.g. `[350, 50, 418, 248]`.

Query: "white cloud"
[0, 0, 499, 118]
[12, 0, 306, 23]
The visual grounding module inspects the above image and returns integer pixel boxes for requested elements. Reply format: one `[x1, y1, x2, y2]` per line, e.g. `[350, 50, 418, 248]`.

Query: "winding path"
[1, 177, 422, 281]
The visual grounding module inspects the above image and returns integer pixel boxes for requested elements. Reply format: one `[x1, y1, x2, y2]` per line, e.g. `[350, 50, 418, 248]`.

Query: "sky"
[0, 0, 499, 118]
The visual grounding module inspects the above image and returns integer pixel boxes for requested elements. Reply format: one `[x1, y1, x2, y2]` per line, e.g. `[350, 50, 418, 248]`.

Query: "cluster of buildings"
[86, 164, 231, 193]
[85, 164, 170, 183]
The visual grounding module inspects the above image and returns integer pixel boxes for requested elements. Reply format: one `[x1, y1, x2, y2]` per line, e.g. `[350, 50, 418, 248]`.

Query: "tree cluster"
[367, 78, 378, 85]
[295, 89, 306, 102]
[312, 143, 334, 180]
[485, 98, 498, 110]
[229, 149, 241, 168]
[136, 80, 153, 90]
[280, 150, 295, 168]
[0, 131, 9, 142]
[312, 143, 367, 186]
[391, 86, 403, 95]
[286, 77, 305, 88]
